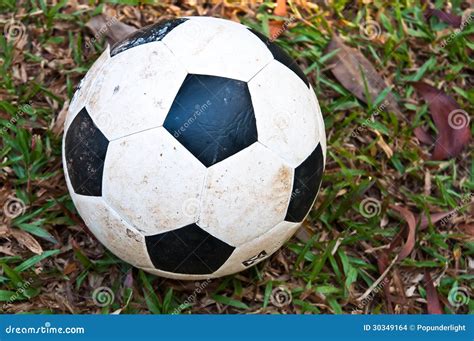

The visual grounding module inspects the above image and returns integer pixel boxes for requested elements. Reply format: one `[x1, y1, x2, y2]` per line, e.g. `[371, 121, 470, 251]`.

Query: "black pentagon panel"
[65, 107, 109, 196]
[249, 29, 309, 88]
[285, 144, 324, 222]
[163, 74, 257, 167]
[110, 18, 188, 57]
[145, 223, 235, 275]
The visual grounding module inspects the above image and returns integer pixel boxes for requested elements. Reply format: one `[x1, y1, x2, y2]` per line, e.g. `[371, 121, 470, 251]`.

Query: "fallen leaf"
[269, 0, 287, 40]
[414, 126, 435, 145]
[325, 34, 401, 115]
[389, 205, 416, 260]
[376, 253, 393, 314]
[423, 270, 443, 314]
[0, 246, 15, 256]
[63, 262, 77, 275]
[418, 210, 456, 230]
[458, 224, 474, 237]
[413, 82, 471, 160]
[86, 14, 137, 47]
[52, 99, 69, 135]
[10, 228, 43, 255]
[425, 9, 462, 28]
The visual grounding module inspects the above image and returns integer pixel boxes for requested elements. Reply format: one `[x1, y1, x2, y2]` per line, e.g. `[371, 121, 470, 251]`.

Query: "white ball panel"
[213, 220, 300, 277]
[86, 42, 187, 140]
[71, 194, 154, 269]
[309, 86, 327, 161]
[141, 267, 215, 280]
[249, 60, 321, 167]
[162, 17, 273, 82]
[198, 143, 293, 246]
[103, 127, 206, 235]
[66, 46, 111, 131]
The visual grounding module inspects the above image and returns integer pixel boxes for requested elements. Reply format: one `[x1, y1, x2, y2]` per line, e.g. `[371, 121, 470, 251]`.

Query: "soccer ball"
[63, 16, 326, 280]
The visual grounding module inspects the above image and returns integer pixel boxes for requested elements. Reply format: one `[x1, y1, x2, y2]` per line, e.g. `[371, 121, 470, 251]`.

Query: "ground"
[0, 0, 472, 314]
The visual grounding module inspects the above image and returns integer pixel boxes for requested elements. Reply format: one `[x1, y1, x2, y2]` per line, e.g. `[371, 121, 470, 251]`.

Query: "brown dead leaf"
[86, 14, 137, 47]
[414, 126, 435, 145]
[458, 224, 474, 237]
[413, 82, 471, 160]
[389, 204, 416, 261]
[10, 228, 43, 255]
[63, 262, 78, 275]
[425, 9, 462, 28]
[418, 210, 456, 230]
[376, 253, 393, 313]
[52, 99, 69, 135]
[325, 34, 401, 115]
[423, 270, 443, 314]
[0, 245, 15, 256]
[269, 0, 287, 40]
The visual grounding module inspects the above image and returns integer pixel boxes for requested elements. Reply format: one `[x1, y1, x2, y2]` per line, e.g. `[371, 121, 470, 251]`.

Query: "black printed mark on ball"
[242, 250, 268, 267]
[65, 107, 109, 196]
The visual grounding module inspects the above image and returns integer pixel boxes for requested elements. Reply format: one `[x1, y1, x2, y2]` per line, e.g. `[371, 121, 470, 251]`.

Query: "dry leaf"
[86, 14, 137, 47]
[11, 228, 43, 255]
[52, 99, 69, 135]
[425, 9, 462, 28]
[458, 224, 474, 237]
[414, 126, 435, 145]
[423, 270, 443, 314]
[269, 0, 287, 40]
[389, 204, 416, 260]
[325, 34, 401, 115]
[418, 210, 456, 230]
[413, 82, 471, 160]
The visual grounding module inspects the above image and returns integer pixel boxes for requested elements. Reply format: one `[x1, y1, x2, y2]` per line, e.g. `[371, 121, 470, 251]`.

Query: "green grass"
[0, 0, 472, 314]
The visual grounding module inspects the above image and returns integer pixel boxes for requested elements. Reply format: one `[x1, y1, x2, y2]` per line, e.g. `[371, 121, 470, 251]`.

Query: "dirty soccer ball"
[63, 17, 326, 280]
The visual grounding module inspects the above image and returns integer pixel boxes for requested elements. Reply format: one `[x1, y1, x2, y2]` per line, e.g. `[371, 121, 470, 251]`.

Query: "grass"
[0, 0, 472, 314]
